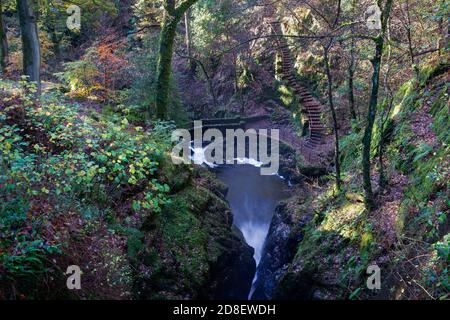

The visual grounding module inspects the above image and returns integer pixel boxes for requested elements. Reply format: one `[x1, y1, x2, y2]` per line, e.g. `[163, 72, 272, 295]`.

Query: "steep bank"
[251, 188, 312, 300]
[251, 138, 331, 300]
[254, 63, 449, 300]
[0, 83, 255, 299]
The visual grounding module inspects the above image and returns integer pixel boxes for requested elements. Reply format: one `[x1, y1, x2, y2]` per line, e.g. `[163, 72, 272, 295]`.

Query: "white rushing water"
[190, 141, 290, 299]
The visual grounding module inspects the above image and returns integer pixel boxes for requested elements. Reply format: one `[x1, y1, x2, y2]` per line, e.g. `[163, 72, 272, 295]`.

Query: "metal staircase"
[268, 19, 327, 149]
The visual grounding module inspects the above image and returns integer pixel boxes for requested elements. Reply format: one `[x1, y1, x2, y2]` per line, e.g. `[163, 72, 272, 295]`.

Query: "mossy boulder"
[157, 157, 193, 193]
[278, 141, 328, 181]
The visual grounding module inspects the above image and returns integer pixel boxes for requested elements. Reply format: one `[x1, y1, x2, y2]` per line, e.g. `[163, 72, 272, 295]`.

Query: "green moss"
[418, 64, 436, 87]
[135, 165, 236, 299]
[390, 79, 419, 119]
[160, 190, 210, 288]
[278, 84, 295, 106]
[157, 157, 193, 193]
[431, 88, 450, 144]
[394, 82, 448, 237]
[418, 62, 450, 87]
[282, 61, 449, 299]
[360, 232, 374, 250]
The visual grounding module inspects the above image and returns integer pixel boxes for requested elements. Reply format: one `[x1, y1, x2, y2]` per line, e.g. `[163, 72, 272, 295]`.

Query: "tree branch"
[176, 0, 199, 17]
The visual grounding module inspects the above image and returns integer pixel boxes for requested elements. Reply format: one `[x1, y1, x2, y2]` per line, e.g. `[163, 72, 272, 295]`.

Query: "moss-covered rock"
[251, 189, 313, 299]
[133, 166, 255, 300]
[278, 141, 328, 182]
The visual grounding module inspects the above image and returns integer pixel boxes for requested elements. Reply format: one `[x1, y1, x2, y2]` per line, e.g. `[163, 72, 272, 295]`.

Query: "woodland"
[0, 0, 448, 300]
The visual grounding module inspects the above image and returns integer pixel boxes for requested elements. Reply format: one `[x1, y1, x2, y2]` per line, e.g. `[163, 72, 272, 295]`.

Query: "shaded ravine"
[214, 164, 290, 299]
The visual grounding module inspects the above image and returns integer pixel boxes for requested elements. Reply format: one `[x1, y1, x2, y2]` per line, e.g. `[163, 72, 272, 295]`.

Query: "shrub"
[0, 80, 174, 297]
[55, 33, 130, 102]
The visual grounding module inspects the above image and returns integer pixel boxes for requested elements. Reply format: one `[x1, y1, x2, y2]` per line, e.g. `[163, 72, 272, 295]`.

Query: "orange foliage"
[94, 32, 129, 94]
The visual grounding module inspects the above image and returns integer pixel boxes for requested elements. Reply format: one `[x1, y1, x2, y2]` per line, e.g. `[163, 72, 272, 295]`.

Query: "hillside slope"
[0, 81, 255, 299]
[258, 62, 449, 300]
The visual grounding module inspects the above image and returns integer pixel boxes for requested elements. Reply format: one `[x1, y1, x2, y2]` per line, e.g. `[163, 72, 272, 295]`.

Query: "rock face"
[134, 166, 256, 300]
[278, 142, 329, 182]
[250, 140, 331, 300]
[278, 142, 304, 183]
[198, 172, 256, 299]
[251, 192, 311, 300]
[271, 260, 316, 300]
[207, 225, 256, 300]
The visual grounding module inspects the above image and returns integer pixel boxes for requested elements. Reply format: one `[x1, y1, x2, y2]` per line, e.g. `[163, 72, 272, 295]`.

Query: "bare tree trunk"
[362, 41, 382, 210]
[0, 0, 9, 73]
[347, 0, 358, 120]
[320, 1, 342, 191]
[324, 46, 341, 191]
[438, 0, 449, 55]
[348, 38, 358, 120]
[184, 9, 196, 71]
[17, 0, 41, 94]
[378, 26, 393, 189]
[184, 10, 191, 57]
[362, 0, 393, 211]
[405, 0, 415, 66]
[232, 51, 238, 94]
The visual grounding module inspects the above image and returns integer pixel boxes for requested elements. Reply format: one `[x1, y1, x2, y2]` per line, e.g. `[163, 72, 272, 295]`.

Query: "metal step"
[310, 127, 326, 132]
[269, 17, 329, 146]
[305, 140, 319, 148]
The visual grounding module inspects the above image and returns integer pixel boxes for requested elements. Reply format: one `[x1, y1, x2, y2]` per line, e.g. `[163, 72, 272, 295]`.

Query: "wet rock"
[278, 142, 329, 182]
[278, 142, 303, 183]
[251, 195, 311, 300]
[298, 165, 328, 178]
[207, 225, 256, 300]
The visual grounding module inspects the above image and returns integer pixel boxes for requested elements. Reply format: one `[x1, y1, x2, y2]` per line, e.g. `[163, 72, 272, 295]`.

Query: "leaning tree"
[154, 0, 199, 119]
